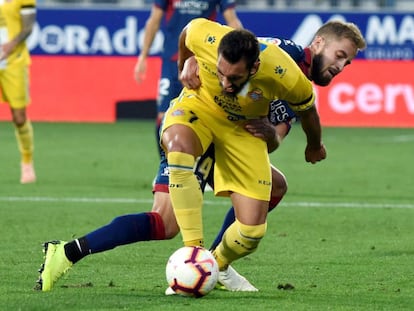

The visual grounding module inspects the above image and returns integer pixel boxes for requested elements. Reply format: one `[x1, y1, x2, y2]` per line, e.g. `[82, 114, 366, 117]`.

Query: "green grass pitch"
[1, 120, 413, 310]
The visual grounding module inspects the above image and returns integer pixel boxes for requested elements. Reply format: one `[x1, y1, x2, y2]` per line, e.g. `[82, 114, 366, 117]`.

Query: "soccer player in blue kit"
[37, 21, 366, 292]
[134, 0, 242, 155]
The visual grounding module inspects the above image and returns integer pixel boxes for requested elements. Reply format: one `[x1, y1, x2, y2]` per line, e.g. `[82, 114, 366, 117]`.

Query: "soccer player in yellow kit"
[0, 0, 36, 183]
[161, 18, 326, 278]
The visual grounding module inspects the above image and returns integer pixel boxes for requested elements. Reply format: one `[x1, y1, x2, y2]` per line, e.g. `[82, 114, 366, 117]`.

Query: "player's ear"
[312, 35, 325, 51]
[250, 59, 260, 75]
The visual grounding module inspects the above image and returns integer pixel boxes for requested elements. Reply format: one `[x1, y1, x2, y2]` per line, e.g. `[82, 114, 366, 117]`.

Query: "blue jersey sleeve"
[268, 99, 299, 134]
[258, 37, 305, 63]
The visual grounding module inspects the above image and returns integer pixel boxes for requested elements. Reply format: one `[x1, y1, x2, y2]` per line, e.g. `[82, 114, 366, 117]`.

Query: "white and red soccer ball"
[166, 246, 219, 298]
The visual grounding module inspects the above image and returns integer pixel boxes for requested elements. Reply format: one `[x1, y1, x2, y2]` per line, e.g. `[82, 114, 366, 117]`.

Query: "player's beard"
[220, 75, 250, 97]
[310, 54, 331, 86]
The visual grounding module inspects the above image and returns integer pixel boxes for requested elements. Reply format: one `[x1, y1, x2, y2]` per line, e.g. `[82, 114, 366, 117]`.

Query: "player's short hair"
[315, 20, 366, 50]
[218, 29, 260, 70]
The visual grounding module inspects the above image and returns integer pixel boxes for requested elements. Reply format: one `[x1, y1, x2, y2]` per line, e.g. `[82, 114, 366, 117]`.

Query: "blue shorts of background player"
[154, 61, 183, 155]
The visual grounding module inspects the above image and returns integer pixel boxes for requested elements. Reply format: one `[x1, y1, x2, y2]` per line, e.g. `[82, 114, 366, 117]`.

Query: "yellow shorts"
[162, 93, 272, 201]
[0, 62, 30, 109]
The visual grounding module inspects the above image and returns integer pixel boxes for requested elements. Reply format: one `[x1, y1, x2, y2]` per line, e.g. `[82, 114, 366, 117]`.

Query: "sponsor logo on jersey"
[268, 99, 297, 125]
[214, 95, 242, 113]
[173, 0, 209, 14]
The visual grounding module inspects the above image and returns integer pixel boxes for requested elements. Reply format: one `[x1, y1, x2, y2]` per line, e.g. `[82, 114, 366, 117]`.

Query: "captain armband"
[288, 93, 315, 112]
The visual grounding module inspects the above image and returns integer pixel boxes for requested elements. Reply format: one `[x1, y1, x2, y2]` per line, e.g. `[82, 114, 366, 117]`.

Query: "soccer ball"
[166, 246, 219, 298]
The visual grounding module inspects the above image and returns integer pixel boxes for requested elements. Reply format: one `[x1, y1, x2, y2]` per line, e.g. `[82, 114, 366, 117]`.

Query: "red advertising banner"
[0, 57, 413, 127]
[0, 56, 161, 122]
[315, 60, 414, 128]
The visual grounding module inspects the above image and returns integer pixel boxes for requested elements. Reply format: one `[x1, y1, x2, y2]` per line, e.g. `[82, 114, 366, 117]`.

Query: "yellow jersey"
[0, 0, 36, 67]
[184, 18, 315, 120]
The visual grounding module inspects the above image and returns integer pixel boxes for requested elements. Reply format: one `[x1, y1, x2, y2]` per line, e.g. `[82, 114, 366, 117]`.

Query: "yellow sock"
[168, 151, 204, 247]
[213, 219, 267, 270]
[15, 120, 34, 164]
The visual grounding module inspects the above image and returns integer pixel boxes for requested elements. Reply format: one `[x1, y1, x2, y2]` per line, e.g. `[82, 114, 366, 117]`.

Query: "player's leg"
[5, 64, 36, 183]
[213, 194, 268, 292]
[213, 194, 269, 268]
[37, 191, 179, 292]
[210, 165, 287, 250]
[155, 61, 181, 157]
[36, 155, 179, 291]
[66, 192, 176, 261]
[161, 98, 211, 247]
[11, 108, 35, 183]
[210, 131, 271, 291]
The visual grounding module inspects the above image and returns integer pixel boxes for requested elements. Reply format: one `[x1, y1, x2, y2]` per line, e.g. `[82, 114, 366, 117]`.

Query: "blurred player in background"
[36, 20, 365, 293]
[133, 0, 242, 157]
[0, 0, 37, 183]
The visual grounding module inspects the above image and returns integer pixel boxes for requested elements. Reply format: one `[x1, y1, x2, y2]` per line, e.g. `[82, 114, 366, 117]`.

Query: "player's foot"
[165, 287, 177, 295]
[35, 241, 72, 291]
[20, 162, 36, 184]
[217, 265, 258, 292]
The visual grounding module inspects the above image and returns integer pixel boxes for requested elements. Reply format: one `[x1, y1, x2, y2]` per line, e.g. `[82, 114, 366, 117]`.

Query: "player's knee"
[12, 115, 27, 128]
[271, 168, 288, 197]
[163, 217, 180, 239]
[162, 126, 202, 156]
[151, 193, 179, 239]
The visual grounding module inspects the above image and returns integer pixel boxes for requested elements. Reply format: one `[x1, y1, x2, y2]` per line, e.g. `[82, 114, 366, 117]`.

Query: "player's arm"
[244, 117, 280, 153]
[134, 5, 164, 83]
[295, 105, 327, 164]
[0, 7, 36, 61]
[222, 7, 243, 29]
[244, 99, 298, 153]
[281, 60, 326, 164]
[244, 117, 293, 153]
[177, 25, 198, 89]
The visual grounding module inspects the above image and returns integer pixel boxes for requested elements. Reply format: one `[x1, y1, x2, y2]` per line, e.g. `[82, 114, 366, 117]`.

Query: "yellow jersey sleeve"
[185, 18, 232, 64]
[257, 39, 315, 112]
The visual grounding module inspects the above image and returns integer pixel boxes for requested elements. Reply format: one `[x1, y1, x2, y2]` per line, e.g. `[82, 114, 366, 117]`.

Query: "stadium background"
[0, 0, 412, 127]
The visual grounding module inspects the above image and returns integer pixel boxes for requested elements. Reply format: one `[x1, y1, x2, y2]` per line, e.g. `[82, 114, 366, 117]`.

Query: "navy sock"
[65, 213, 163, 263]
[209, 207, 235, 251]
[86, 213, 156, 253]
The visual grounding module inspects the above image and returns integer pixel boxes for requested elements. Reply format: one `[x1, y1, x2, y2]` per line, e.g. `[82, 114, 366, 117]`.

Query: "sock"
[213, 219, 267, 270]
[14, 120, 34, 163]
[64, 238, 89, 264]
[209, 196, 282, 251]
[64, 212, 166, 263]
[168, 151, 203, 247]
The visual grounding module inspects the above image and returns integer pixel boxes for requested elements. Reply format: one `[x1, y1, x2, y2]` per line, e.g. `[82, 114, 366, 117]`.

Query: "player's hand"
[0, 42, 14, 61]
[305, 143, 327, 164]
[134, 57, 147, 83]
[179, 56, 201, 89]
[245, 117, 280, 152]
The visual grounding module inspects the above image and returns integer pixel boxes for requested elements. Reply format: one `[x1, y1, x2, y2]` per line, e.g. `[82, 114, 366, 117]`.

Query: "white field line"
[0, 196, 413, 209]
